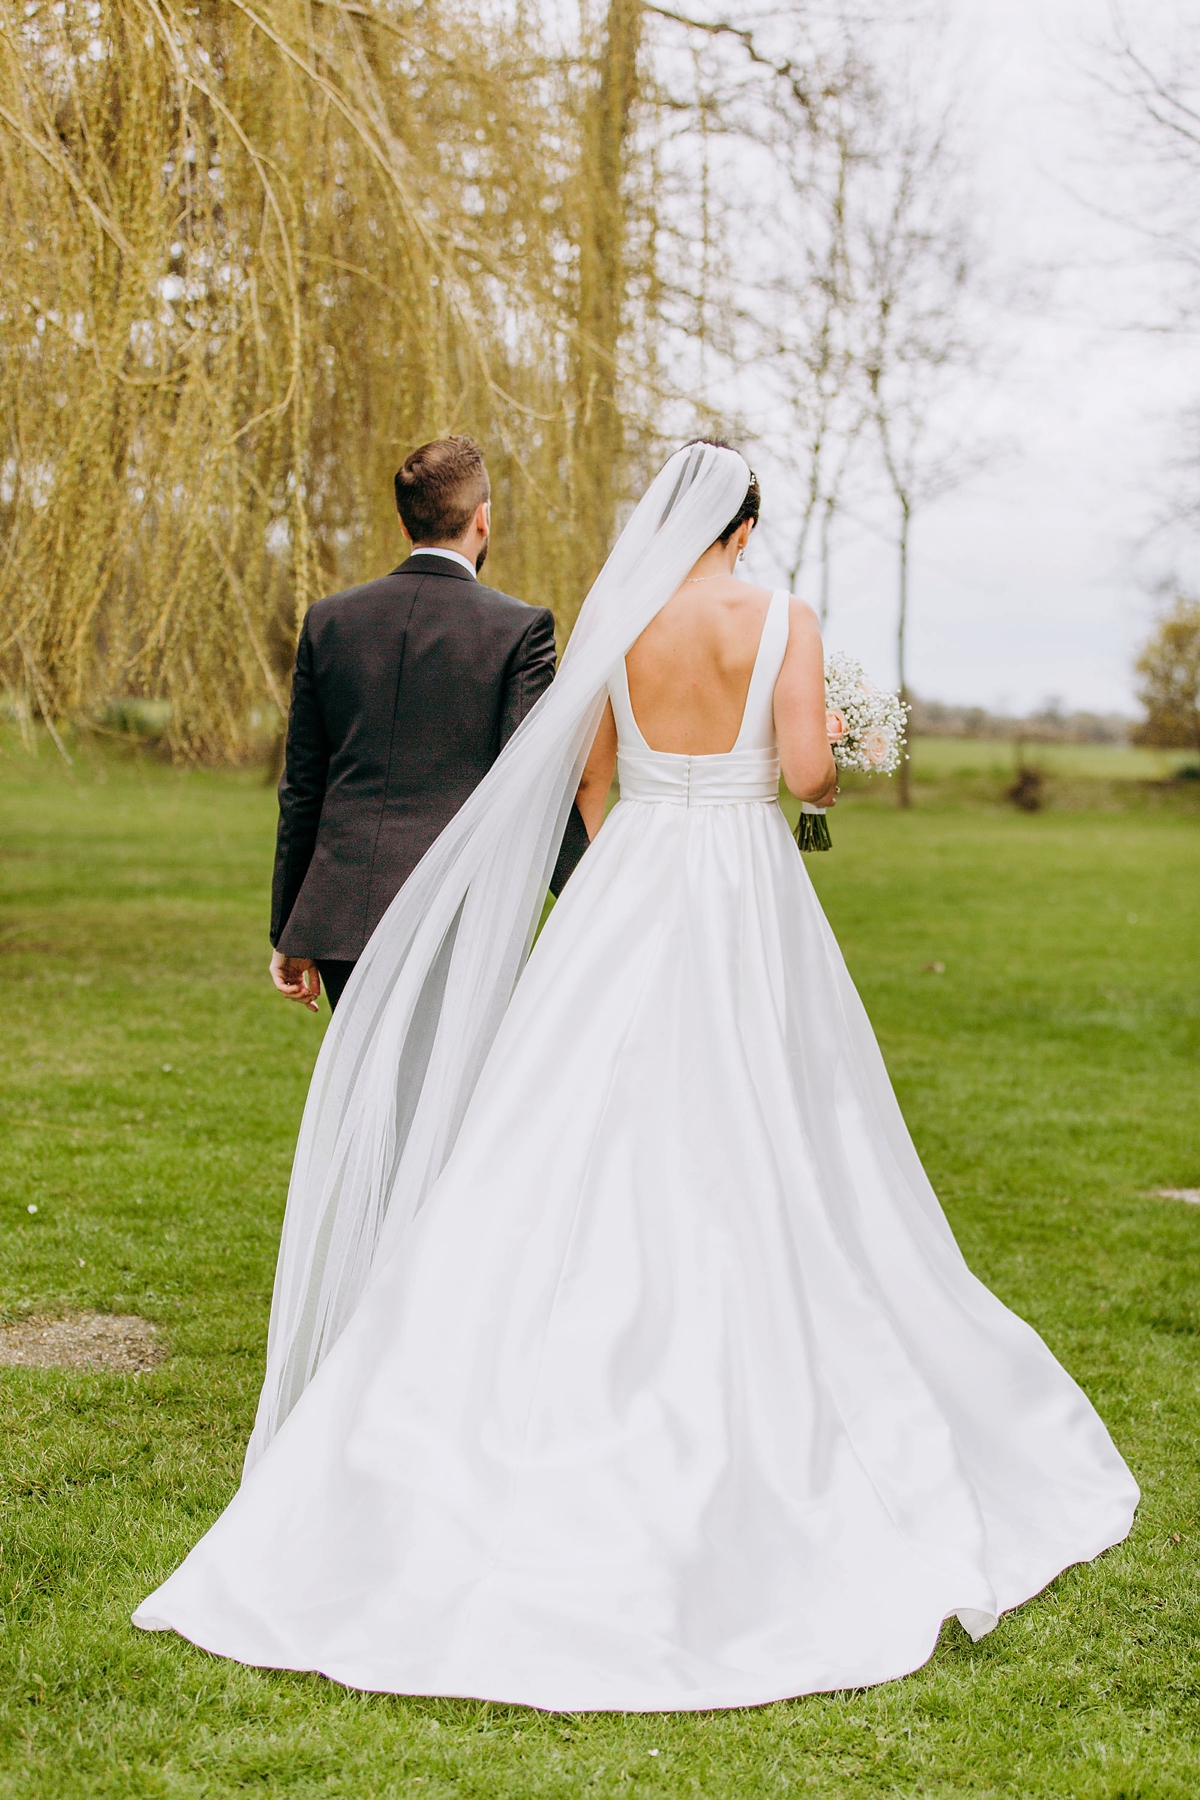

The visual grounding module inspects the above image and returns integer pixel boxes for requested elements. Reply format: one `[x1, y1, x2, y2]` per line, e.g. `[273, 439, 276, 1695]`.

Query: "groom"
[269, 436, 588, 1012]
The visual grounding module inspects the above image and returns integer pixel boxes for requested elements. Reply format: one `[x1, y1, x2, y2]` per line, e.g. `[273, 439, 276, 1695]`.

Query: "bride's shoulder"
[717, 582, 815, 628]
[786, 594, 821, 635]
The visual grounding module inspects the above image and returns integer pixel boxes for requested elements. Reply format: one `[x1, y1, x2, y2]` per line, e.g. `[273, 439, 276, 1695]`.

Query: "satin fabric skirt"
[134, 796, 1138, 1710]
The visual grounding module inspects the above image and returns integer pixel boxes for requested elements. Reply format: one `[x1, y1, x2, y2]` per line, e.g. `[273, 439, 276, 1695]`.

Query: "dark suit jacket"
[272, 551, 588, 961]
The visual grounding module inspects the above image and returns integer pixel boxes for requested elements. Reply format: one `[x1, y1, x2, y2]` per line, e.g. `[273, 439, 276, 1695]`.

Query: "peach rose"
[826, 708, 848, 742]
[862, 725, 893, 767]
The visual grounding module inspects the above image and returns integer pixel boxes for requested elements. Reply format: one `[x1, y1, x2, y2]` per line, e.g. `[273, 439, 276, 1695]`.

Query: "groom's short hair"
[395, 437, 490, 544]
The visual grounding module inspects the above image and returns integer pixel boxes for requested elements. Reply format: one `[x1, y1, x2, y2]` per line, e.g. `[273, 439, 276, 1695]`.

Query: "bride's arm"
[774, 599, 838, 806]
[575, 700, 618, 840]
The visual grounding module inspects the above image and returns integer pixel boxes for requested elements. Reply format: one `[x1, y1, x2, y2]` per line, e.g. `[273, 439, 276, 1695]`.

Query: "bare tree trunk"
[818, 493, 835, 627]
[897, 495, 912, 808]
[572, 0, 643, 602]
[787, 431, 826, 593]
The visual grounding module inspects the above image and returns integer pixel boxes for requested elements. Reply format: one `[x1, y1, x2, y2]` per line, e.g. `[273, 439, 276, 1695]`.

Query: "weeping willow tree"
[0, 0, 657, 758]
[570, 0, 648, 596]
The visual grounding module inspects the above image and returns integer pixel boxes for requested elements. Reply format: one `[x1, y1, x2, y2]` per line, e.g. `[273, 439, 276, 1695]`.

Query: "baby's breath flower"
[824, 654, 908, 776]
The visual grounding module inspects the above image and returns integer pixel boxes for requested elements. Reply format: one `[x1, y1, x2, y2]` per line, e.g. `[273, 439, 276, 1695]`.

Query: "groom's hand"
[270, 950, 321, 1012]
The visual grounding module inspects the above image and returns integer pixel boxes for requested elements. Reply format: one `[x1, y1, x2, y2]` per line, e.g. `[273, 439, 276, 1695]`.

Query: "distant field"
[908, 737, 1194, 781]
[1, 729, 1198, 1799]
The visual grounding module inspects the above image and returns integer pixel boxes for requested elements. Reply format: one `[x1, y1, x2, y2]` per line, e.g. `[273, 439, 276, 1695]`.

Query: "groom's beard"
[475, 535, 489, 574]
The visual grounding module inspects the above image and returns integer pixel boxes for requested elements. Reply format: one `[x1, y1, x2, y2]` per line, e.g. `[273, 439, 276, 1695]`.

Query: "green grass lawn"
[1, 731, 1199, 1799]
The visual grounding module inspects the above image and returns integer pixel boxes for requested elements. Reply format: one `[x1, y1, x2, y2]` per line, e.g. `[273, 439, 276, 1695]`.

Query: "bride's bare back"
[573, 571, 837, 840]
[625, 581, 773, 755]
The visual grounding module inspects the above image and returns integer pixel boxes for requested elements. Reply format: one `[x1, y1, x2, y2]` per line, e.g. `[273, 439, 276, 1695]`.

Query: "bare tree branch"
[643, 3, 826, 125]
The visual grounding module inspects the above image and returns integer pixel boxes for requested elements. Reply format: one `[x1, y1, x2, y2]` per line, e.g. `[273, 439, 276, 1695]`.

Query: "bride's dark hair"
[682, 438, 761, 544]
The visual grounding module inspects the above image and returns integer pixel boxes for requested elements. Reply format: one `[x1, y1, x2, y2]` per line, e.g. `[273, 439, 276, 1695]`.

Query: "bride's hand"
[812, 778, 840, 809]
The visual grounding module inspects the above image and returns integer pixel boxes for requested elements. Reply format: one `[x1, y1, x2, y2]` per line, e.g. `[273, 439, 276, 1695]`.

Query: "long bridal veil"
[244, 441, 753, 1469]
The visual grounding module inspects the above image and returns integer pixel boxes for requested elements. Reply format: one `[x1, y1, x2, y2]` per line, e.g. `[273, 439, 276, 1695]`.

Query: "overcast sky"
[745, 0, 1197, 715]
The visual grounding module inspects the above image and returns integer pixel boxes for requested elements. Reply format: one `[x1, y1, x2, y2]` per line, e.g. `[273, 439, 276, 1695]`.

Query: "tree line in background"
[1, 0, 981, 762]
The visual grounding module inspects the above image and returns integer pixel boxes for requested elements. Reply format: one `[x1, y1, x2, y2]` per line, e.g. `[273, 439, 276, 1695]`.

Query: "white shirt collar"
[408, 546, 477, 578]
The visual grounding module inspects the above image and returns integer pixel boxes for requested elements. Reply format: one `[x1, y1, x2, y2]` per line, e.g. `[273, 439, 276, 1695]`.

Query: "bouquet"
[796, 653, 909, 853]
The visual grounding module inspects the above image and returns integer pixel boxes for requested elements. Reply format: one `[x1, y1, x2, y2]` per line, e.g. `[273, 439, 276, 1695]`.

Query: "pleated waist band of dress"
[616, 745, 781, 807]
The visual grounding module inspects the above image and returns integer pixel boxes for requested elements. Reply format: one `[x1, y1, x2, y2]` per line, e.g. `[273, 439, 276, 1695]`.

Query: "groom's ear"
[476, 499, 491, 535]
[398, 514, 413, 542]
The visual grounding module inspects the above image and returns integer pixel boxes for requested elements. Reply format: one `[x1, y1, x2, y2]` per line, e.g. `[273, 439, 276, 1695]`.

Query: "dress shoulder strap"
[608, 654, 647, 750]
[734, 589, 791, 751]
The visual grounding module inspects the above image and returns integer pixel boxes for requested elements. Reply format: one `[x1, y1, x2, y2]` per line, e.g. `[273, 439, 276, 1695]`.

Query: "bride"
[134, 442, 1137, 1711]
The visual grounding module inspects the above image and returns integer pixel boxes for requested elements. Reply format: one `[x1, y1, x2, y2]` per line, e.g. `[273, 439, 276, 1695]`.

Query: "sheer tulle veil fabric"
[244, 442, 753, 1469]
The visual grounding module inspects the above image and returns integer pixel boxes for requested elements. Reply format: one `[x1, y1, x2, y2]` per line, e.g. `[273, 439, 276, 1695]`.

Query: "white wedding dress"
[135, 588, 1137, 1710]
